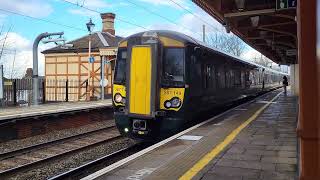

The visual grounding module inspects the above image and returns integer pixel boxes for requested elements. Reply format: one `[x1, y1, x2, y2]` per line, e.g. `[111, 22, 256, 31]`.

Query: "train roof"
[121, 30, 288, 76]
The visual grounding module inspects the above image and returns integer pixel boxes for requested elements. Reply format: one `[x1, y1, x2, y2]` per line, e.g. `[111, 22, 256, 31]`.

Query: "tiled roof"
[42, 32, 123, 54]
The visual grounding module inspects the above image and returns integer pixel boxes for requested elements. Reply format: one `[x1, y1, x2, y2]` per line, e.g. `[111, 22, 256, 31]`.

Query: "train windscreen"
[162, 48, 185, 85]
[114, 49, 127, 84]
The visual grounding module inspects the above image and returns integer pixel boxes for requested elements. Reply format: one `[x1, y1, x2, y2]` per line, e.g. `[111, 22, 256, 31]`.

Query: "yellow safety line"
[179, 91, 283, 180]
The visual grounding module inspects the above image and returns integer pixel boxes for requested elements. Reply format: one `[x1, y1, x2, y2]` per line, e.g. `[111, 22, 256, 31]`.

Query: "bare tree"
[0, 25, 27, 78]
[223, 35, 246, 57]
[207, 29, 246, 57]
[0, 25, 12, 63]
[253, 54, 272, 67]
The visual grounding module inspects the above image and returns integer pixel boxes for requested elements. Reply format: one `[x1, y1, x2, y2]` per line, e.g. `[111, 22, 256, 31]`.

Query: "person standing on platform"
[283, 76, 288, 94]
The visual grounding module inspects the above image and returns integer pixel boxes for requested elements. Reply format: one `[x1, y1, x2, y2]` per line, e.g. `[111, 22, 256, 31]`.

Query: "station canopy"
[193, 0, 297, 65]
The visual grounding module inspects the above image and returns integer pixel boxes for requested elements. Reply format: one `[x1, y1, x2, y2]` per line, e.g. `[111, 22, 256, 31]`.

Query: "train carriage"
[113, 30, 287, 140]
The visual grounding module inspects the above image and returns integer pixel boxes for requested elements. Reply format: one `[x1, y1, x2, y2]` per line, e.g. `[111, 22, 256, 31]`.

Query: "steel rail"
[0, 125, 116, 160]
[0, 128, 122, 177]
[48, 143, 148, 180]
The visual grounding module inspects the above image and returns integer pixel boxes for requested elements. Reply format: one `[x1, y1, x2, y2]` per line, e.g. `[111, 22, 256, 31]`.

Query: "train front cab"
[113, 33, 188, 140]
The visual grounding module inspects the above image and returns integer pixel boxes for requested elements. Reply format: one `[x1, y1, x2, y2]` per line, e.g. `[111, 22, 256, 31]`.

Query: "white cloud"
[116, 7, 223, 41]
[0, 32, 54, 78]
[241, 48, 261, 61]
[138, 0, 189, 10]
[117, 2, 130, 7]
[0, 0, 53, 18]
[0, 14, 6, 24]
[3, 32, 32, 51]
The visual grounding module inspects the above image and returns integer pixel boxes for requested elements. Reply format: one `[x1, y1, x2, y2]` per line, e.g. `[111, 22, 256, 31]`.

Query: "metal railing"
[1, 78, 44, 107]
[0, 78, 110, 107]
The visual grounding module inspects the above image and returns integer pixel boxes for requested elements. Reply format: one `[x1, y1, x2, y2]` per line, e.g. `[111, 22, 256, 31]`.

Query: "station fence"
[0, 78, 110, 107]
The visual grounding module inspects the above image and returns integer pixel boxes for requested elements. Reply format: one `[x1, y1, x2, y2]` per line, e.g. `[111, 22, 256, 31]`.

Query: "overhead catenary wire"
[125, 0, 203, 37]
[81, 0, 86, 7]
[60, 0, 203, 38]
[0, 8, 86, 32]
[60, 0, 148, 30]
[168, 0, 220, 32]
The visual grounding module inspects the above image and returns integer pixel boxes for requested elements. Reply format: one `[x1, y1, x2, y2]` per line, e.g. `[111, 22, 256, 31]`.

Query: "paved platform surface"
[84, 90, 298, 180]
[0, 99, 112, 121]
[196, 91, 298, 180]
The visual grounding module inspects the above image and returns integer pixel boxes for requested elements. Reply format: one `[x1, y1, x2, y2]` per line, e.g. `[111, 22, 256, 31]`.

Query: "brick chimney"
[100, 13, 115, 35]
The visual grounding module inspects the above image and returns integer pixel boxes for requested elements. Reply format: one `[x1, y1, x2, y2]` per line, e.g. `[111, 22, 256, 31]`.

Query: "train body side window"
[190, 54, 202, 93]
[225, 68, 232, 88]
[204, 64, 211, 89]
[211, 66, 216, 89]
[234, 69, 241, 86]
[218, 66, 225, 88]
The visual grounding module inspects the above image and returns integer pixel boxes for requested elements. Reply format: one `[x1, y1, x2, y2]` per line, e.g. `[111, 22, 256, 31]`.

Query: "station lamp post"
[86, 18, 95, 100]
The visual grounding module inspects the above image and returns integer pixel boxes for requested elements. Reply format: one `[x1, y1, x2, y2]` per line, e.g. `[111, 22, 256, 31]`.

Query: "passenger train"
[112, 30, 288, 140]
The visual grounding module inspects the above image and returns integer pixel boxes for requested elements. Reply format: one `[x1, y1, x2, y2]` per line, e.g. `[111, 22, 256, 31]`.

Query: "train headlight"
[164, 97, 181, 109]
[165, 101, 172, 108]
[114, 93, 123, 103]
[121, 97, 126, 104]
[170, 97, 181, 108]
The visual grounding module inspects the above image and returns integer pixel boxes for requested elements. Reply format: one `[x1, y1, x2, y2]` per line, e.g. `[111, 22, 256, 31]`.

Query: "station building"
[42, 13, 122, 102]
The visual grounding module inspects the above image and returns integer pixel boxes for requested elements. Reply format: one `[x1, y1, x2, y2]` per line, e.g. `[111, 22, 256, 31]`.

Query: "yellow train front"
[113, 31, 189, 140]
[113, 30, 285, 141]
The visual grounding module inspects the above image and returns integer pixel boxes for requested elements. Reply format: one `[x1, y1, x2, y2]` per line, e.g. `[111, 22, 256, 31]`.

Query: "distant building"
[42, 13, 122, 102]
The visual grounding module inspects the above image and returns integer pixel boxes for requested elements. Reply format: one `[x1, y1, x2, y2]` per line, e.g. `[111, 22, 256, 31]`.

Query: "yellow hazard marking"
[119, 40, 127, 47]
[159, 36, 185, 47]
[179, 91, 283, 180]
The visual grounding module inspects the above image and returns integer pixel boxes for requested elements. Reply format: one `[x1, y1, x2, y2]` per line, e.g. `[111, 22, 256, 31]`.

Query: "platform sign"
[0, 65, 3, 99]
[100, 79, 108, 87]
[286, 49, 297, 56]
[88, 56, 95, 63]
[276, 0, 297, 10]
[4, 81, 12, 86]
[288, 0, 297, 8]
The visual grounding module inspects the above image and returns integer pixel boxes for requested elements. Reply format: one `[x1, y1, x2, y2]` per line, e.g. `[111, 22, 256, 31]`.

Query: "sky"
[0, 0, 278, 78]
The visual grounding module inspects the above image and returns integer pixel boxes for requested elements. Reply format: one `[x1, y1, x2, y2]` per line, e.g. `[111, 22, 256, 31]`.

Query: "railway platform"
[84, 89, 298, 180]
[0, 99, 112, 121]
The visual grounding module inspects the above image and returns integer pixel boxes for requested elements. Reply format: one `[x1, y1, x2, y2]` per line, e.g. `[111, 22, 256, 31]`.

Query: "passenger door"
[129, 45, 152, 115]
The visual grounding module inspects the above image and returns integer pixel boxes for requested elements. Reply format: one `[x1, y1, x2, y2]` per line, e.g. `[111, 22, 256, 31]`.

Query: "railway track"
[0, 125, 121, 177]
[48, 143, 149, 180]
